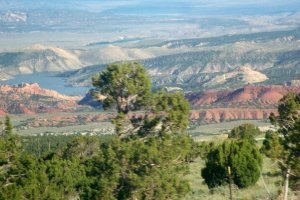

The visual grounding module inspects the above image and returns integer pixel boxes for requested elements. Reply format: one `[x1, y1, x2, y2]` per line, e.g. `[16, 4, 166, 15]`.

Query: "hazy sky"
[1, 0, 299, 15]
[0, 0, 299, 50]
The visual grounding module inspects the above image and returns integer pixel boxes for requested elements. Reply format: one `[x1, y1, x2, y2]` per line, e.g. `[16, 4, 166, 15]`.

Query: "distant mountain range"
[0, 44, 153, 79]
[0, 28, 299, 93]
[60, 27, 300, 91]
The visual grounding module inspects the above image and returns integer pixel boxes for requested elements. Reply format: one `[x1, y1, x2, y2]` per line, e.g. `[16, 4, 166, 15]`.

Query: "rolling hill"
[0, 44, 83, 79]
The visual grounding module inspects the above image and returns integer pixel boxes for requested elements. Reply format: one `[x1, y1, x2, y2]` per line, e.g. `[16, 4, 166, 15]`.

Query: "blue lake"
[0, 73, 89, 96]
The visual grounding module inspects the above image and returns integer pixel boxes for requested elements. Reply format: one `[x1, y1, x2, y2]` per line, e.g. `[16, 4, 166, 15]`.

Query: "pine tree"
[202, 139, 262, 189]
[4, 116, 13, 135]
[229, 123, 261, 143]
[268, 93, 300, 196]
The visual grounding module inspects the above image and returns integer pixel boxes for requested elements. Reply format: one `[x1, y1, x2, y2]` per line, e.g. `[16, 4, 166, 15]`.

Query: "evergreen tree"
[138, 91, 190, 136]
[92, 62, 152, 114]
[85, 62, 195, 199]
[92, 62, 152, 137]
[229, 123, 261, 143]
[84, 134, 193, 200]
[261, 130, 287, 160]
[0, 117, 33, 199]
[92, 62, 190, 138]
[268, 93, 300, 194]
[0, 63, 198, 200]
[202, 139, 262, 189]
[4, 116, 13, 135]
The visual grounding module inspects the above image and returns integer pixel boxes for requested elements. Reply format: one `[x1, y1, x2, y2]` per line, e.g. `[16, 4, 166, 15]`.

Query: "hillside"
[142, 49, 300, 90]
[187, 85, 300, 108]
[0, 44, 155, 80]
[63, 48, 296, 90]
[0, 44, 83, 79]
[0, 28, 299, 93]
[79, 45, 154, 65]
[187, 85, 300, 123]
[62, 28, 300, 91]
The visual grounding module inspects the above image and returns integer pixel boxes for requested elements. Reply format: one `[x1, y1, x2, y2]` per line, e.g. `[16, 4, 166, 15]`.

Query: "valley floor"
[1, 112, 272, 138]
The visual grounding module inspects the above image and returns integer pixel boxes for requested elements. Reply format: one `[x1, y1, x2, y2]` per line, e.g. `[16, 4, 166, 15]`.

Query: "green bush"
[228, 123, 261, 143]
[202, 139, 262, 188]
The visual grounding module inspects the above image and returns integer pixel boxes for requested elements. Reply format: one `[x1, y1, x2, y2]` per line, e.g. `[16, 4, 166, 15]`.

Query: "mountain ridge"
[0, 44, 83, 78]
[187, 85, 300, 108]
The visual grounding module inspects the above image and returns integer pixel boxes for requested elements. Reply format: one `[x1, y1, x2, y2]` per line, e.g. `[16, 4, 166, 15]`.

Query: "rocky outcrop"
[287, 80, 300, 87]
[190, 108, 276, 123]
[0, 83, 82, 114]
[202, 66, 268, 88]
[0, 83, 81, 101]
[186, 85, 300, 122]
[0, 109, 6, 115]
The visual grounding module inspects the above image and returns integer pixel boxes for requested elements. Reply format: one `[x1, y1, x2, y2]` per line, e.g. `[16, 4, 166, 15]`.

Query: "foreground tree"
[0, 116, 33, 199]
[87, 62, 195, 199]
[267, 93, 300, 198]
[137, 91, 190, 136]
[261, 130, 287, 161]
[202, 139, 262, 189]
[92, 62, 152, 136]
[92, 62, 190, 138]
[0, 116, 20, 182]
[92, 62, 152, 114]
[83, 134, 193, 200]
[0, 122, 105, 199]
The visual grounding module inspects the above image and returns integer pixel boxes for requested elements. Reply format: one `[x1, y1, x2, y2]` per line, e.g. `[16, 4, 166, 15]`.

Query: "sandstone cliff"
[0, 83, 81, 101]
[186, 85, 300, 122]
[187, 85, 300, 107]
[0, 83, 82, 114]
[190, 108, 276, 123]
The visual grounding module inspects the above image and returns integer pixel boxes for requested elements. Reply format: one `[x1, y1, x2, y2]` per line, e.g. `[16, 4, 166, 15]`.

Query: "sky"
[0, 0, 299, 50]
[0, 0, 299, 15]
